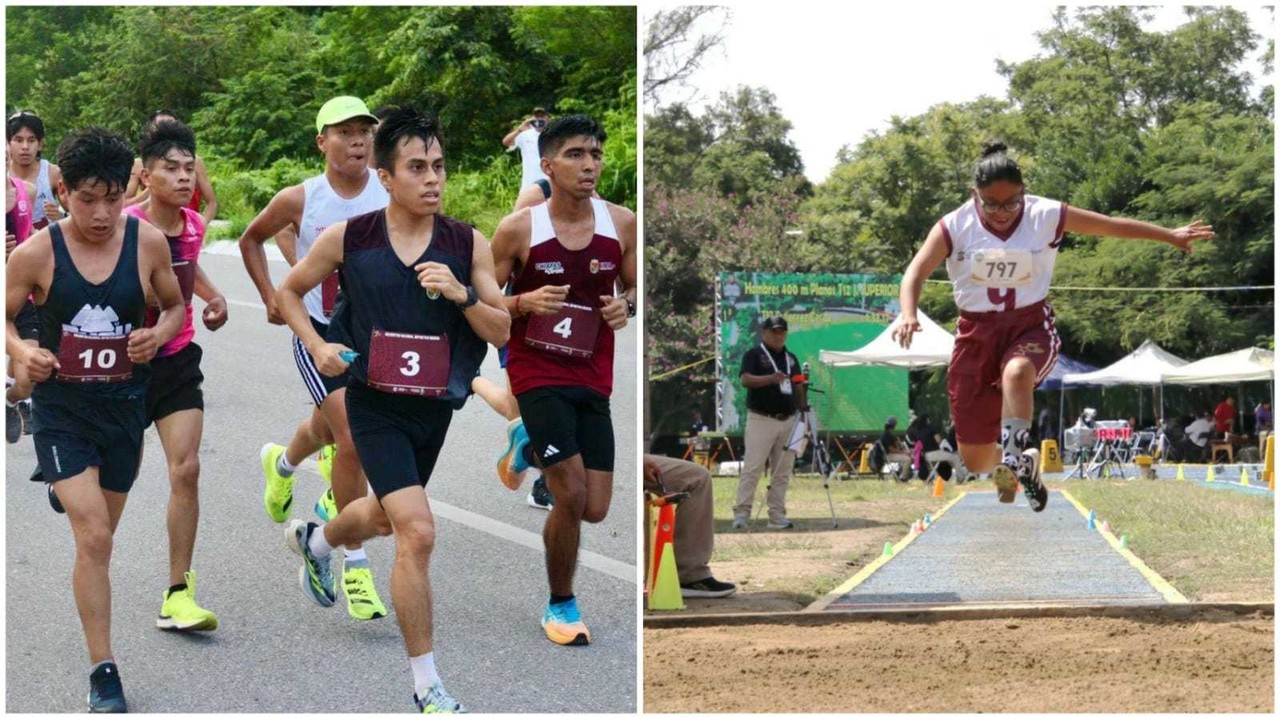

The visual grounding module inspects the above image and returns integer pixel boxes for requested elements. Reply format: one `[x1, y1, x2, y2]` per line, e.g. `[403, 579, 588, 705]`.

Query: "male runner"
[239, 96, 389, 620]
[7, 110, 64, 231]
[6, 127, 185, 712]
[124, 110, 218, 224]
[5, 153, 37, 441]
[124, 119, 227, 631]
[491, 114, 636, 645]
[277, 107, 509, 713]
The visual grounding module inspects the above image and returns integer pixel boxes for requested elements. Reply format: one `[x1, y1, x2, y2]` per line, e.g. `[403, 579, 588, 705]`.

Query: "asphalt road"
[5, 249, 639, 713]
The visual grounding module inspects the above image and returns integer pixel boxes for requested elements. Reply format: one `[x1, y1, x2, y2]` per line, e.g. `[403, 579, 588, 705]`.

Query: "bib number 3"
[367, 330, 450, 396]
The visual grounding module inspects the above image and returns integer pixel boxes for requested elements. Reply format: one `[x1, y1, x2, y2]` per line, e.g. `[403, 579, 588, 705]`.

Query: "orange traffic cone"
[932, 476, 945, 498]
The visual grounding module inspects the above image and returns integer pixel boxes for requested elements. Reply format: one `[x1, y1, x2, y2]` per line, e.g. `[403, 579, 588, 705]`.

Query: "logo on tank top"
[588, 259, 617, 275]
[534, 261, 565, 275]
[64, 305, 131, 337]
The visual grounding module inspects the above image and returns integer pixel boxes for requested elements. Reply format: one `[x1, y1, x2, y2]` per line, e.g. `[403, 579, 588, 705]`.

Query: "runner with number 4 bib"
[275, 107, 510, 714]
[891, 141, 1214, 512]
[491, 114, 637, 646]
[239, 96, 389, 621]
[6, 128, 186, 713]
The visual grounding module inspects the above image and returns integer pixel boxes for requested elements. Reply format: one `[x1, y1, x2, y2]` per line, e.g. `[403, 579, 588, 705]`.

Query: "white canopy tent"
[1162, 347, 1275, 385]
[1062, 339, 1188, 386]
[818, 310, 952, 369]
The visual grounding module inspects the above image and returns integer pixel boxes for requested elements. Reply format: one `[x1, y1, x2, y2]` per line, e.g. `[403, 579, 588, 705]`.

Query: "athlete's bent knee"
[583, 505, 609, 523]
[1002, 359, 1036, 387]
[168, 456, 200, 490]
[77, 525, 114, 564]
[396, 518, 436, 557]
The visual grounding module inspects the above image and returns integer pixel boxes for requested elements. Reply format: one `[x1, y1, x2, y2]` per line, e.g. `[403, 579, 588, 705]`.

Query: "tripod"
[800, 384, 838, 528]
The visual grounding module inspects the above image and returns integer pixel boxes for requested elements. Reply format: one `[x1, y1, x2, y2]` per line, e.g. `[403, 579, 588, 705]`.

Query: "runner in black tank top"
[273, 108, 509, 714]
[4, 127, 185, 713]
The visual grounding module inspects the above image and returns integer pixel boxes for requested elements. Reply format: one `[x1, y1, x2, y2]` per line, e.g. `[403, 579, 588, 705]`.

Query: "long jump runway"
[815, 490, 1182, 612]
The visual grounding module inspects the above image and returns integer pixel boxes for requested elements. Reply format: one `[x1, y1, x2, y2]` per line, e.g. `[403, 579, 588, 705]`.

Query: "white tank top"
[298, 168, 388, 323]
[529, 197, 619, 247]
[32, 159, 56, 224]
[941, 194, 1066, 312]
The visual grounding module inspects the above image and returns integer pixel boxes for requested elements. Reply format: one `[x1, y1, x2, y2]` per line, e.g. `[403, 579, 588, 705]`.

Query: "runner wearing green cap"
[239, 96, 389, 621]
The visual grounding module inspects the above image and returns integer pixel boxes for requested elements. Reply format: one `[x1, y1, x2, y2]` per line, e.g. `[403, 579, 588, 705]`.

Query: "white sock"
[1000, 418, 1031, 457]
[277, 453, 297, 477]
[410, 652, 440, 696]
[344, 546, 367, 563]
[307, 524, 333, 558]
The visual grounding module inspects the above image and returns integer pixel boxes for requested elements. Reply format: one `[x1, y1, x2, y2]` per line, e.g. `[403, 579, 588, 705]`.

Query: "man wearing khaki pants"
[644, 454, 737, 597]
[733, 316, 806, 530]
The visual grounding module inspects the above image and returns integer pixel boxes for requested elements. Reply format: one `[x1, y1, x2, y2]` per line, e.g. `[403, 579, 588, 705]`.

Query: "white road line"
[294, 465, 637, 585]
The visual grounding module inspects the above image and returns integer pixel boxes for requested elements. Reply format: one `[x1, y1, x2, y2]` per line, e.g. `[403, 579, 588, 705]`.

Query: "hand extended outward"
[1163, 220, 1215, 252]
[890, 314, 923, 350]
[599, 294, 628, 330]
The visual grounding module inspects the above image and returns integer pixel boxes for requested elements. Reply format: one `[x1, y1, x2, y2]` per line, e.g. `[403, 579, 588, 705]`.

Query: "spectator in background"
[906, 413, 940, 480]
[1255, 400, 1272, 456]
[1036, 407, 1054, 445]
[502, 107, 550, 209]
[733, 316, 805, 530]
[1184, 411, 1214, 462]
[643, 455, 737, 598]
[1213, 395, 1236, 438]
[872, 416, 912, 481]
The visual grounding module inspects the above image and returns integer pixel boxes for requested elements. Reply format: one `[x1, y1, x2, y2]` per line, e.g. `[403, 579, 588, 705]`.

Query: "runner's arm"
[193, 264, 228, 331]
[488, 209, 565, 317]
[892, 222, 949, 349]
[134, 226, 186, 361]
[458, 229, 511, 348]
[43, 164, 65, 219]
[238, 184, 303, 320]
[600, 204, 637, 330]
[124, 158, 145, 207]
[5, 235, 57, 379]
[1062, 207, 1214, 252]
[194, 156, 218, 224]
[277, 222, 350, 376]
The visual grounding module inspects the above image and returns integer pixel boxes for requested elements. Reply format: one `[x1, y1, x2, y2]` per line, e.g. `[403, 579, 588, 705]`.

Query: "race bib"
[525, 302, 601, 359]
[172, 260, 197, 303]
[970, 248, 1033, 288]
[321, 272, 340, 318]
[366, 330, 449, 396]
[56, 331, 133, 383]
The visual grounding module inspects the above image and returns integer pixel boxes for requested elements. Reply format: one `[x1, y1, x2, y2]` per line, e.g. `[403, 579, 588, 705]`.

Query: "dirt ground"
[644, 611, 1274, 713]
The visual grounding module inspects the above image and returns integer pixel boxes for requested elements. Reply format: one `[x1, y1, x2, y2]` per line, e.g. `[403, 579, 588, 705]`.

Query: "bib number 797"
[553, 317, 573, 339]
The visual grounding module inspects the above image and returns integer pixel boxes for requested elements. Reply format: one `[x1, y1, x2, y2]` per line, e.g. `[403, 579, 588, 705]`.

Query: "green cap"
[315, 96, 378, 134]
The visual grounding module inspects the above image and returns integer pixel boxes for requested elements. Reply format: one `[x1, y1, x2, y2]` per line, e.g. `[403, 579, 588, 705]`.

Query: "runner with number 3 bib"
[891, 141, 1214, 512]
[275, 107, 509, 714]
[491, 114, 637, 647]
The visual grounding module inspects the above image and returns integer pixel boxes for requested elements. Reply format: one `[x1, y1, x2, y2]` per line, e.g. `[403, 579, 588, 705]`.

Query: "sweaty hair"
[371, 105, 396, 122]
[57, 127, 135, 194]
[538, 114, 606, 158]
[373, 106, 443, 173]
[6, 111, 45, 142]
[973, 141, 1023, 188]
[139, 119, 197, 168]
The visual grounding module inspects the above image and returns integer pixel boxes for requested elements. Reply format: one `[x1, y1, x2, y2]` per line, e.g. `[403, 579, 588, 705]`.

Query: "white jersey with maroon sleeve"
[940, 194, 1067, 313]
[297, 168, 388, 324]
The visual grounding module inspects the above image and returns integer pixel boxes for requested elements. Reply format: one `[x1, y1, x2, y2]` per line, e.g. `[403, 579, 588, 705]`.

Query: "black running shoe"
[526, 476, 554, 510]
[1017, 449, 1047, 512]
[6, 402, 21, 444]
[88, 661, 127, 713]
[680, 576, 738, 598]
[17, 399, 32, 435]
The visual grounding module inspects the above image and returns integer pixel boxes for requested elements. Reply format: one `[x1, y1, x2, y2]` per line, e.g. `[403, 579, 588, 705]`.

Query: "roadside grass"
[1057, 480, 1273, 601]
[693, 473, 1273, 606]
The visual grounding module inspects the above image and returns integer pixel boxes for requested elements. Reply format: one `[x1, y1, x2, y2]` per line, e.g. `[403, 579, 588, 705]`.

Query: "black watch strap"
[625, 298, 636, 318]
[457, 285, 479, 309]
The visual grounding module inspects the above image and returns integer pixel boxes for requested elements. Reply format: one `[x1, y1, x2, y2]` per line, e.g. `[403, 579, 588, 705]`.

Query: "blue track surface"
[825, 491, 1167, 610]
[1045, 463, 1274, 497]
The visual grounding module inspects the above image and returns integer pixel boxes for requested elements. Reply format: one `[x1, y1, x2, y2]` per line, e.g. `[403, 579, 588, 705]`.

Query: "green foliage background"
[646, 7, 1274, 436]
[6, 5, 637, 239]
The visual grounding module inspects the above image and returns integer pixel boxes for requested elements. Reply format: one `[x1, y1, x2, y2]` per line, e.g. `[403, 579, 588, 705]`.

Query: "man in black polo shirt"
[733, 316, 806, 530]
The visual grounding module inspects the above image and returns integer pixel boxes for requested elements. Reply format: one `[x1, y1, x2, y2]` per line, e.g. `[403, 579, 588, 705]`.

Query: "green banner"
[717, 272, 909, 434]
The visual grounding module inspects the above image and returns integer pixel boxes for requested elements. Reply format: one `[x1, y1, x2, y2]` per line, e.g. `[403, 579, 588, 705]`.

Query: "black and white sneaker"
[526, 475, 554, 511]
[1017, 449, 1047, 512]
[17, 399, 32, 435]
[6, 402, 21, 444]
[680, 576, 738, 598]
[88, 661, 127, 713]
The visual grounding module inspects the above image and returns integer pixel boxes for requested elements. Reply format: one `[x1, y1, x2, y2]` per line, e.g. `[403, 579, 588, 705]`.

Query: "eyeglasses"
[976, 194, 1023, 214]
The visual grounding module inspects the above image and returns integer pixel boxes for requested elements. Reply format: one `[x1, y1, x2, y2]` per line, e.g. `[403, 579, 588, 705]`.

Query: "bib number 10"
[79, 348, 118, 370]
[553, 317, 573, 339]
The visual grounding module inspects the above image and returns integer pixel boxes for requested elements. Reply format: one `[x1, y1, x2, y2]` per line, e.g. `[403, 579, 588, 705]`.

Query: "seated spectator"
[1183, 412, 1214, 462]
[906, 413, 942, 480]
[643, 455, 737, 598]
[872, 416, 913, 481]
[1255, 401, 1272, 456]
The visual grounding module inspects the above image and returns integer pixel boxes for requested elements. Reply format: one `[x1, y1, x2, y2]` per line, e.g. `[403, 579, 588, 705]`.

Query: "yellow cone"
[647, 543, 685, 610]
[1240, 467, 1250, 486]
[1265, 435, 1274, 489]
[1176, 463, 1186, 481]
[859, 448, 870, 474]
[1207, 465, 1216, 482]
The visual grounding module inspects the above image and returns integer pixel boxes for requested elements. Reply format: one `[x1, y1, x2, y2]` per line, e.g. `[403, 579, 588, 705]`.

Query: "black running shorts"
[294, 316, 350, 406]
[345, 381, 452, 500]
[515, 385, 614, 471]
[32, 386, 146, 493]
[146, 341, 204, 426]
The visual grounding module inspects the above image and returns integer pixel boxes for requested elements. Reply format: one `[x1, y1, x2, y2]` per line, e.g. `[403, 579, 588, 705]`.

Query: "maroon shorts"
[948, 301, 1060, 445]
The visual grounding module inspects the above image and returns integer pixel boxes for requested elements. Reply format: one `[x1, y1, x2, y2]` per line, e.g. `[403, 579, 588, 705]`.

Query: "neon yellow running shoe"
[315, 487, 338, 522]
[343, 562, 387, 620]
[261, 443, 296, 523]
[157, 570, 218, 631]
[317, 444, 336, 485]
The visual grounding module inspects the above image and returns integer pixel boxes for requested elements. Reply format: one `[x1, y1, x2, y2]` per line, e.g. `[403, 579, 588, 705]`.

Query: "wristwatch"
[456, 285, 479, 309]
[625, 297, 636, 318]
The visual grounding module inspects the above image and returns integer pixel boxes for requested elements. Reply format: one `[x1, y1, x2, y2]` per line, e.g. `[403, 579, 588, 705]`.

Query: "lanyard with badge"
[761, 343, 793, 396]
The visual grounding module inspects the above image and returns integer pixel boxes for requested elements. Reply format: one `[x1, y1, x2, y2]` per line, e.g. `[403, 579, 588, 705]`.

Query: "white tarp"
[818, 310, 952, 369]
[1162, 347, 1275, 385]
[1062, 339, 1188, 386]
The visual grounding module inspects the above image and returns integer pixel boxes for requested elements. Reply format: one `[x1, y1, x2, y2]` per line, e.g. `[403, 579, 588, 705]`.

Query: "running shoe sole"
[992, 464, 1017, 503]
[156, 614, 218, 631]
[542, 621, 591, 646]
[285, 520, 335, 607]
[1019, 448, 1048, 512]
[498, 420, 527, 491]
